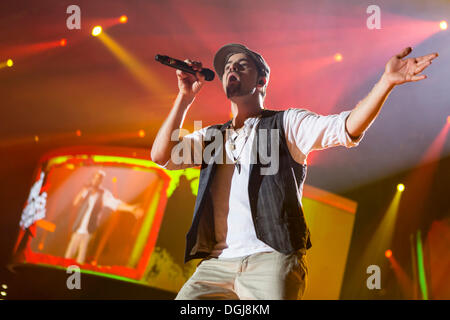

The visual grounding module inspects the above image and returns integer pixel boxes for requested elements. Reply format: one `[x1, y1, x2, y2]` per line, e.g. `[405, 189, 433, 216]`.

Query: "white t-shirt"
[76, 188, 122, 235]
[158, 108, 364, 258]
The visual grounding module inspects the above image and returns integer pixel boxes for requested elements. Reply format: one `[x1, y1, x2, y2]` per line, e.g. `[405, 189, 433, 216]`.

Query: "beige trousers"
[64, 232, 91, 264]
[176, 250, 308, 300]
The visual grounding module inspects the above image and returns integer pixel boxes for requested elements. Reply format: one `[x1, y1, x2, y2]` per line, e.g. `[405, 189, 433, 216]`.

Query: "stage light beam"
[60, 38, 67, 47]
[139, 129, 146, 138]
[92, 26, 103, 37]
[7, 59, 13, 67]
[440, 20, 448, 30]
[94, 31, 169, 96]
[385, 249, 393, 258]
[119, 15, 128, 24]
[397, 184, 405, 192]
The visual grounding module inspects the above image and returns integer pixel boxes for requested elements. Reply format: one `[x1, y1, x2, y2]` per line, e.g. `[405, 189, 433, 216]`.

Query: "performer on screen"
[151, 43, 438, 299]
[65, 170, 143, 264]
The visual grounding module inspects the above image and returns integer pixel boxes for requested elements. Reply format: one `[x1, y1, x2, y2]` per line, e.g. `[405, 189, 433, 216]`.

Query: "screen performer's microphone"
[155, 54, 215, 81]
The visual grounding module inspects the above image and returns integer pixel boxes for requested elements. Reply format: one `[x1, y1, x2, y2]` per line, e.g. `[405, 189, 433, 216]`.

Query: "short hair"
[96, 169, 106, 177]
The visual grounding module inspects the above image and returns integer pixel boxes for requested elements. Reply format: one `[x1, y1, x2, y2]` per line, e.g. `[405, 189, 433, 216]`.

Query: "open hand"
[383, 47, 438, 86]
[132, 206, 144, 219]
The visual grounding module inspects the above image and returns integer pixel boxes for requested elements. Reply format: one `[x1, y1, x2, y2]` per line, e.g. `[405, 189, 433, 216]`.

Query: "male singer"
[65, 170, 142, 264]
[151, 43, 438, 299]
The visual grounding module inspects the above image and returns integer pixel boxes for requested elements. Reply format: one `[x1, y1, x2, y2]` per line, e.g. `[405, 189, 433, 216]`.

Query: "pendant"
[235, 161, 241, 174]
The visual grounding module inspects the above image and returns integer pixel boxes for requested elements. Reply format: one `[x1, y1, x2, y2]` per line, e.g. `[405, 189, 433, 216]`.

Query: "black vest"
[73, 187, 104, 234]
[184, 109, 312, 262]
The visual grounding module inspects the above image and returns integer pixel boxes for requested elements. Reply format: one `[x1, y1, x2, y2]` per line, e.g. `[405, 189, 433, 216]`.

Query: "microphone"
[155, 54, 215, 81]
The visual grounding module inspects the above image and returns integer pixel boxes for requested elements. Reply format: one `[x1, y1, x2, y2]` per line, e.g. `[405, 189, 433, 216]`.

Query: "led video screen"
[12, 146, 201, 290]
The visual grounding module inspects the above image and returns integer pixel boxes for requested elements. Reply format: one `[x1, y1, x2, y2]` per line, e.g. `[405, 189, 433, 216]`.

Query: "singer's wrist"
[177, 91, 196, 106]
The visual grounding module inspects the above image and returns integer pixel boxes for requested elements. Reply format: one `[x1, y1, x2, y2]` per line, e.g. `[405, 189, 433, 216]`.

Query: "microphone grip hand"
[176, 59, 206, 99]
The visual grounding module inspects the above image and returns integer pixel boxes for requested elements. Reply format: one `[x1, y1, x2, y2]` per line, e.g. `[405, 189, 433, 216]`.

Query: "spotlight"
[447, 115, 450, 124]
[385, 249, 393, 258]
[1, 284, 7, 290]
[440, 20, 448, 30]
[119, 15, 128, 24]
[397, 184, 405, 192]
[76, 130, 82, 137]
[60, 38, 67, 47]
[334, 53, 343, 62]
[92, 26, 103, 37]
[34, 135, 39, 143]
[112, 176, 117, 183]
[6, 59, 13, 67]
[138, 129, 145, 138]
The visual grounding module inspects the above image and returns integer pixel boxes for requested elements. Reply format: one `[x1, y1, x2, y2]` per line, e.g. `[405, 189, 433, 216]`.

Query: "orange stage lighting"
[76, 130, 82, 137]
[1, 40, 65, 62]
[138, 129, 146, 138]
[119, 15, 128, 24]
[92, 26, 103, 37]
[385, 249, 393, 258]
[440, 20, 448, 30]
[447, 116, 450, 124]
[34, 136, 39, 143]
[1, 58, 14, 69]
[334, 53, 343, 62]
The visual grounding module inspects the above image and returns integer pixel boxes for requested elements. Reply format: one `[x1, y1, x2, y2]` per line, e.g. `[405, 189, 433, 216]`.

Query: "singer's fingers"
[191, 61, 203, 71]
[176, 69, 196, 82]
[176, 69, 188, 79]
[415, 52, 438, 63]
[184, 59, 194, 70]
[414, 61, 432, 74]
[184, 59, 202, 70]
[410, 74, 427, 82]
[196, 71, 205, 82]
[396, 47, 412, 59]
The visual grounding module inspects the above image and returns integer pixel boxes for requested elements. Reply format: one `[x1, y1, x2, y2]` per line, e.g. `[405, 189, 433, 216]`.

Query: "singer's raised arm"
[151, 59, 206, 167]
[345, 47, 438, 139]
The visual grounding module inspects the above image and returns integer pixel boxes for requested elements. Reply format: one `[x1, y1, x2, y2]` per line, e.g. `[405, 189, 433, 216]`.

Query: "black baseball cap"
[213, 43, 270, 82]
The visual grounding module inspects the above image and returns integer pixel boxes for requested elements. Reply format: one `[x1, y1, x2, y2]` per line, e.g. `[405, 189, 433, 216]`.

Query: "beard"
[226, 81, 241, 99]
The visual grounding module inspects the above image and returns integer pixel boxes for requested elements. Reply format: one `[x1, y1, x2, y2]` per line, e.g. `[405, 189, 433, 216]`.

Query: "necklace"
[228, 127, 250, 174]
[228, 114, 262, 173]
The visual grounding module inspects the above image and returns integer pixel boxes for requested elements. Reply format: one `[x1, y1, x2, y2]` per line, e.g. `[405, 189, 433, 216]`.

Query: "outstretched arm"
[345, 47, 438, 139]
[103, 189, 144, 219]
[117, 202, 144, 219]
